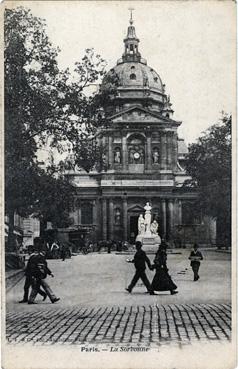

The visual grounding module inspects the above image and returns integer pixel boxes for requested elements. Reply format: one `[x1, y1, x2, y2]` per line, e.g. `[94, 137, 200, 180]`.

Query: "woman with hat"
[151, 241, 178, 295]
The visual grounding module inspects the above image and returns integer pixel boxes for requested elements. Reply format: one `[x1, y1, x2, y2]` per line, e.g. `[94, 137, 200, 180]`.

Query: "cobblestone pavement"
[6, 303, 231, 347]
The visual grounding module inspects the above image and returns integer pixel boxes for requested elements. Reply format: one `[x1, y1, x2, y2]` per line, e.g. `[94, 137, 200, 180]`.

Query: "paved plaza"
[6, 303, 231, 347]
[5, 250, 232, 347]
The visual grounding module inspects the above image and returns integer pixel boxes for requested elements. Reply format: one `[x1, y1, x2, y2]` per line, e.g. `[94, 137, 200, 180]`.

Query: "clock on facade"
[133, 152, 140, 160]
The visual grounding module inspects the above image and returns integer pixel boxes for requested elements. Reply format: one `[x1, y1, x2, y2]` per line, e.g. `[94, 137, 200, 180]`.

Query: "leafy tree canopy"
[185, 114, 231, 244]
[5, 7, 112, 248]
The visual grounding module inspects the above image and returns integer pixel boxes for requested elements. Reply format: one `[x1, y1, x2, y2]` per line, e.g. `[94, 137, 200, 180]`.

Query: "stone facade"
[64, 16, 215, 247]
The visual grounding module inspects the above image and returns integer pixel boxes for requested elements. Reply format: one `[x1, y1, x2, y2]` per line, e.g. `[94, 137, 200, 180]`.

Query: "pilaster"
[160, 132, 167, 170]
[168, 199, 174, 239]
[161, 199, 167, 238]
[108, 135, 113, 170]
[146, 133, 152, 170]
[102, 198, 107, 240]
[122, 133, 128, 171]
[108, 198, 114, 240]
[167, 132, 173, 169]
[123, 197, 128, 240]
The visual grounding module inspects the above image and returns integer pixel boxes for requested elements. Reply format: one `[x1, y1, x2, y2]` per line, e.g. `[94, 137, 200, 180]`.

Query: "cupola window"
[130, 73, 136, 80]
[154, 77, 158, 82]
[131, 66, 135, 70]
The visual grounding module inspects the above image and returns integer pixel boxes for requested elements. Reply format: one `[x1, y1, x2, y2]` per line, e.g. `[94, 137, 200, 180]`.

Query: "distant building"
[5, 214, 24, 247]
[5, 214, 40, 249]
[63, 15, 216, 247]
[22, 216, 40, 246]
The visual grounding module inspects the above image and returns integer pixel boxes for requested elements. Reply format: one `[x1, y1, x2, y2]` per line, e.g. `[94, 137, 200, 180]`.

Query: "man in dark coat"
[28, 250, 60, 304]
[126, 241, 155, 295]
[18, 249, 47, 303]
[188, 243, 203, 281]
[60, 243, 67, 261]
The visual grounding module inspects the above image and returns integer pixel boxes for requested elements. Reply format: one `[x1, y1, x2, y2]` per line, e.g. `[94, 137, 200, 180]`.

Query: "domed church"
[65, 15, 216, 247]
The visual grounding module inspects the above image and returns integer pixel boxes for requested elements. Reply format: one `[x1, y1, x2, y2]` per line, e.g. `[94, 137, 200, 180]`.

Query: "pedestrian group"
[19, 237, 60, 304]
[126, 240, 203, 295]
[19, 237, 203, 304]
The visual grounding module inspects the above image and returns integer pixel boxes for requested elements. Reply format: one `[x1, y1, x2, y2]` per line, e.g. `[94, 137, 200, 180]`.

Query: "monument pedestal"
[136, 234, 161, 253]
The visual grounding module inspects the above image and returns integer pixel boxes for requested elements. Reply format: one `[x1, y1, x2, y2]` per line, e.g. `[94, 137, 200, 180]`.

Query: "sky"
[6, 0, 236, 144]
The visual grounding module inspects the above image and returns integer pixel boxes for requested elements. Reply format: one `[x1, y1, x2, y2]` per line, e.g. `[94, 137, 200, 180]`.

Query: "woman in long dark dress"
[151, 243, 178, 295]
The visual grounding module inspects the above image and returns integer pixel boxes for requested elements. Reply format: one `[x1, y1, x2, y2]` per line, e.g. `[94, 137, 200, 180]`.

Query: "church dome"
[106, 62, 163, 92]
[101, 12, 166, 113]
[100, 12, 174, 117]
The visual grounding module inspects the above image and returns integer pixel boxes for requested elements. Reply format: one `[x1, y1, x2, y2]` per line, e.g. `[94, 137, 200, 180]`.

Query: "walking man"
[188, 243, 203, 281]
[28, 249, 60, 304]
[19, 248, 46, 303]
[126, 241, 155, 295]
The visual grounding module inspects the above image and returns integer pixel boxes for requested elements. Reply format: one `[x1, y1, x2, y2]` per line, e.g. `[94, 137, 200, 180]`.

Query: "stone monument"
[136, 202, 161, 252]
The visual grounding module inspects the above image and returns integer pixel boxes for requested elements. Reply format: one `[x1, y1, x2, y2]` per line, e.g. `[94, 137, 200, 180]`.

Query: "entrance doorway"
[129, 216, 138, 244]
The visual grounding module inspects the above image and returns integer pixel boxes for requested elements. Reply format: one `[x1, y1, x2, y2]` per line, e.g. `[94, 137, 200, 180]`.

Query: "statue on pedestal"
[136, 203, 161, 250]
[150, 219, 159, 235]
[144, 202, 152, 235]
[114, 149, 121, 164]
[152, 149, 159, 164]
[138, 214, 145, 235]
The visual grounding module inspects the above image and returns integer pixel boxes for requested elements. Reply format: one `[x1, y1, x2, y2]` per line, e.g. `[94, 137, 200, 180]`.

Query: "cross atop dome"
[128, 7, 134, 25]
[122, 9, 141, 63]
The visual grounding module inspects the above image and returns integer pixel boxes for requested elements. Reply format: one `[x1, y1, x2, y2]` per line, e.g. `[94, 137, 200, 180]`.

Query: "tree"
[4, 7, 108, 250]
[32, 166, 76, 230]
[185, 114, 231, 246]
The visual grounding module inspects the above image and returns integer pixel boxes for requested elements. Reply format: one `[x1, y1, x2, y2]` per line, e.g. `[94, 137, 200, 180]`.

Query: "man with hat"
[27, 237, 60, 304]
[126, 241, 154, 295]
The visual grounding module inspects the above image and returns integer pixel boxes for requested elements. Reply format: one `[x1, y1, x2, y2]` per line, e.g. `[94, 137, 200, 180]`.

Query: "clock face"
[134, 152, 140, 160]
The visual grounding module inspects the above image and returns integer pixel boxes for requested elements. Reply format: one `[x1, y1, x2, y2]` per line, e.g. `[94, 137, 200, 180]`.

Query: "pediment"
[111, 106, 163, 123]
[128, 205, 144, 213]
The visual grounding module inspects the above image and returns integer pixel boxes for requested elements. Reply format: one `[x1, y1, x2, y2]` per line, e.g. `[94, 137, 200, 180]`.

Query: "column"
[161, 199, 167, 238]
[108, 198, 114, 240]
[108, 135, 113, 170]
[168, 199, 174, 239]
[102, 136, 108, 169]
[167, 132, 173, 170]
[160, 132, 167, 170]
[72, 199, 80, 225]
[92, 200, 97, 225]
[102, 198, 107, 240]
[178, 199, 182, 225]
[122, 133, 127, 171]
[123, 197, 128, 241]
[146, 134, 152, 170]
[74, 199, 81, 225]
[102, 136, 106, 149]
[94, 198, 100, 239]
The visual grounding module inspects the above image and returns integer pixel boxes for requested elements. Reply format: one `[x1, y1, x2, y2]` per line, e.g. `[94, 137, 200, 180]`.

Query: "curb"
[215, 249, 231, 254]
[6, 269, 24, 280]
[6, 269, 25, 292]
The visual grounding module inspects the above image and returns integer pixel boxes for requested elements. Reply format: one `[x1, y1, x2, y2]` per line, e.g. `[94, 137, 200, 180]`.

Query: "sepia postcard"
[1, 1, 237, 369]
